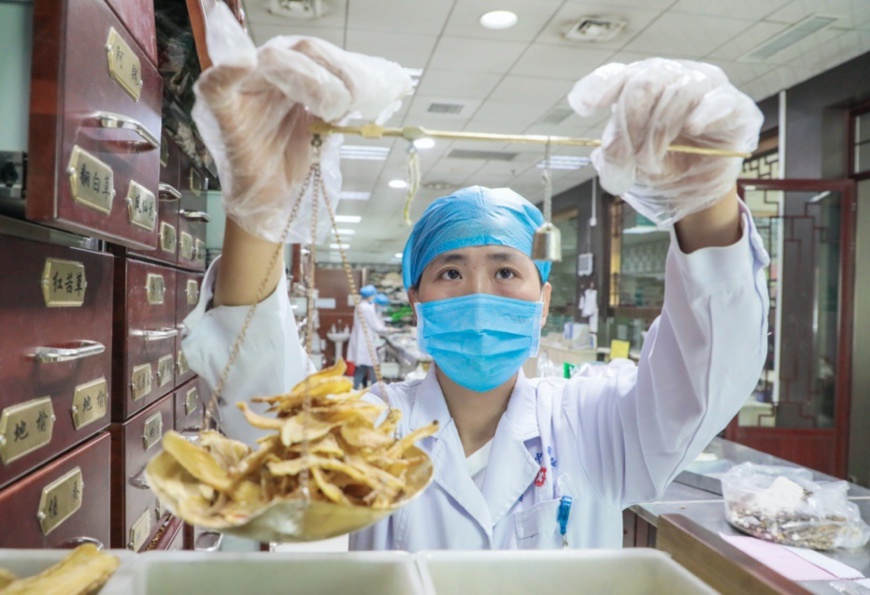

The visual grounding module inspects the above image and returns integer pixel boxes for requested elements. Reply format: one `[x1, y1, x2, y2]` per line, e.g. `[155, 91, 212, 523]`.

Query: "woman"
[347, 284, 388, 389]
[182, 6, 768, 550]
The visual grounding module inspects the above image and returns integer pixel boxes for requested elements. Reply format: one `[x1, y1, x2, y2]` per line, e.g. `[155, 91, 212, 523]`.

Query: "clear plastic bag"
[568, 58, 763, 226]
[721, 462, 870, 550]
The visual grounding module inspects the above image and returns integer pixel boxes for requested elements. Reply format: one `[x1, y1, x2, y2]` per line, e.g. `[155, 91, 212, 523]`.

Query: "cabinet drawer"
[103, 0, 157, 65]
[0, 431, 111, 548]
[113, 259, 177, 421]
[177, 158, 208, 271]
[144, 515, 185, 552]
[0, 235, 113, 489]
[109, 394, 174, 551]
[174, 270, 202, 388]
[125, 133, 181, 266]
[173, 377, 204, 433]
[26, 0, 162, 250]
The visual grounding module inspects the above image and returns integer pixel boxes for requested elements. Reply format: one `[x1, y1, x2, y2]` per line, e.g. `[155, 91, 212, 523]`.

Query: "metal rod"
[309, 122, 752, 158]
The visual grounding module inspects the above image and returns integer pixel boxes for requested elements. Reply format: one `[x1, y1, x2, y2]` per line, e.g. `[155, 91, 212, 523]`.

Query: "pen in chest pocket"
[557, 495, 573, 549]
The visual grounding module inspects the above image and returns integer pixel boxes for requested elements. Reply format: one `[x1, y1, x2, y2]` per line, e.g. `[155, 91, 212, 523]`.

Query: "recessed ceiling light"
[339, 191, 372, 201]
[340, 145, 390, 160]
[480, 10, 518, 30]
[413, 137, 435, 150]
[394, 253, 403, 259]
[335, 215, 362, 224]
[333, 228, 357, 235]
[389, 179, 408, 189]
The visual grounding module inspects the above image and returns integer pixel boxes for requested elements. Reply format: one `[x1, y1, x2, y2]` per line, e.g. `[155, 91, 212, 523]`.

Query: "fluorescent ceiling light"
[339, 191, 371, 200]
[334, 215, 362, 224]
[340, 145, 390, 160]
[330, 243, 350, 250]
[389, 179, 408, 189]
[536, 156, 591, 170]
[480, 10, 518, 30]
[413, 137, 435, 149]
[333, 228, 357, 235]
[741, 15, 838, 62]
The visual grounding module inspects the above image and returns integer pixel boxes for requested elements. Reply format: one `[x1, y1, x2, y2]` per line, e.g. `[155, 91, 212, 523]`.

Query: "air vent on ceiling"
[740, 15, 838, 62]
[539, 107, 575, 125]
[268, 0, 324, 19]
[427, 102, 465, 115]
[447, 149, 519, 161]
[564, 16, 627, 42]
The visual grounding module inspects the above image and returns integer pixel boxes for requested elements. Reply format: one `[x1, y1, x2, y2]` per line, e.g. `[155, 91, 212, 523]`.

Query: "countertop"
[631, 437, 870, 593]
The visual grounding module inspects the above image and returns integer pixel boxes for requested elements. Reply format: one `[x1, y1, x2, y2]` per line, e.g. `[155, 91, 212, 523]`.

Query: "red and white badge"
[534, 466, 547, 487]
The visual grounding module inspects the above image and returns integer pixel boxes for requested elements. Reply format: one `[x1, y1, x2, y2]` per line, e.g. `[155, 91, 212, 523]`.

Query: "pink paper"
[719, 534, 837, 581]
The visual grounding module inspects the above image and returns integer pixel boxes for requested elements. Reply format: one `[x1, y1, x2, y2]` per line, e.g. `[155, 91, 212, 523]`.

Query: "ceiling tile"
[623, 13, 755, 58]
[471, 101, 550, 128]
[245, 0, 348, 29]
[703, 59, 776, 87]
[415, 70, 503, 100]
[784, 29, 870, 74]
[346, 0, 454, 35]
[344, 30, 437, 69]
[488, 75, 575, 105]
[249, 23, 345, 46]
[764, 0, 870, 29]
[564, 0, 675, 8]
[511, 44, 614, 79]
[535, 2, 665, 50]
[428, 37, 528, 73]
[670, 0, 791, 20]
[707, 21, 789, 61]
[443, 0, 564, 43]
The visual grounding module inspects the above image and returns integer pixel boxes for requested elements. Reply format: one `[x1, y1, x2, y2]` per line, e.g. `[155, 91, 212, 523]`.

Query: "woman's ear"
[408, 288, 419, 325]
[540, 282, 552, 328]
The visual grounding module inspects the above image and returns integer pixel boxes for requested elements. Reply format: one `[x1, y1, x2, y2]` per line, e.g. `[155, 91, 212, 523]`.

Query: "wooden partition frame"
[657, 514, 813, 595]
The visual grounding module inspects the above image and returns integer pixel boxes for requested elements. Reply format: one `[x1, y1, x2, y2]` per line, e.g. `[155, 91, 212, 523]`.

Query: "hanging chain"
[402, 143, 420, 226]
[205, 152, 318, 429]
[320, 177, 391, 408]
[298, 135, 324, 501]
[542, 137, 553, 224]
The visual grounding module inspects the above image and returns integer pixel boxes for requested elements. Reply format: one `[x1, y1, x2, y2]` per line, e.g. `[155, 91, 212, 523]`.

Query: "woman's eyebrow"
[487, 251, 520, 262]
[431, 253, 468, 266]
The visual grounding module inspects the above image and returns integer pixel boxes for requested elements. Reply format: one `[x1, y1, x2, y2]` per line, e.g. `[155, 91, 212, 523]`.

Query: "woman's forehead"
[426, 245, 536, 268]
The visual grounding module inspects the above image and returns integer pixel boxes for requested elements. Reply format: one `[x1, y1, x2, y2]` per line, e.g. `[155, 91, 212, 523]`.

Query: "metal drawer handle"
[158, 183, 181, 201]
[179, 209, 211, 222]
[195, 530, 223, 552]
[31, 340, 106, 363]
[95, 111, 159, 150]
[56, 537, 105, 550]
[129, 328, 179, 341]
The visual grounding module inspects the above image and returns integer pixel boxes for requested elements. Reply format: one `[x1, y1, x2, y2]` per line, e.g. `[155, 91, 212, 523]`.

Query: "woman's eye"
[496, 268, 516, 280]
[439, 269, 461, 280]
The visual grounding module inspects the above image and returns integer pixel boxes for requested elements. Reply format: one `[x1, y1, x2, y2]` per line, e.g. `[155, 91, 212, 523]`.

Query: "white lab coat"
[347, 300, 388, 366]
[181, 203, 769, 550]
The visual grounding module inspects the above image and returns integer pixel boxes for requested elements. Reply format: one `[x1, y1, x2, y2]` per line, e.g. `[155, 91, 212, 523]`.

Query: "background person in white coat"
[181, 15, 768, 550]
[347, 284, 388, 389]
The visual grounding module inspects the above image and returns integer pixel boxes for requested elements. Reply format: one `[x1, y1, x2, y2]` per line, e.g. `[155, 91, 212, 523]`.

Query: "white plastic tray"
[130, 551, 425, 595]
[416, 549, 717, 595]
[0, 548, 136, 594]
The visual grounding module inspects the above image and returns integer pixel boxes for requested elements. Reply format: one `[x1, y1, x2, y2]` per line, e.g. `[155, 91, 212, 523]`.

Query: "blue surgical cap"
[375, 293, 389, 306]
[360, 284, 377, 298]
[402, 186, 551, 290]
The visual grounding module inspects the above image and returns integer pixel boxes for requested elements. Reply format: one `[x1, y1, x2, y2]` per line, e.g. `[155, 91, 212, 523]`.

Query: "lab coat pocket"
[514, 499, 562, 549]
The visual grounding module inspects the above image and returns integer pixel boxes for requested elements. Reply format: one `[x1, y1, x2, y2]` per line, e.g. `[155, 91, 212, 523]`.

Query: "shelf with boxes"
[0, 0, 214, 553]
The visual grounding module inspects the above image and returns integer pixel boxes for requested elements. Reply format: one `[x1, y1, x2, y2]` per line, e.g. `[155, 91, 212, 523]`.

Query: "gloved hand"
[192, 3, 412, 243]
[568, 58, 763, 226]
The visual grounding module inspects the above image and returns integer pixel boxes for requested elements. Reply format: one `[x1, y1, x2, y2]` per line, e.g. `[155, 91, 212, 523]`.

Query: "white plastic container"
[131, 551, 425, 595]
[0, 548, 136, 593]
[416, 549, 716, 595]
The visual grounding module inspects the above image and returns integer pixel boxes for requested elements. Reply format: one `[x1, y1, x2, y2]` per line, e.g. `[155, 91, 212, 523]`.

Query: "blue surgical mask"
[415, 293, 543, 393]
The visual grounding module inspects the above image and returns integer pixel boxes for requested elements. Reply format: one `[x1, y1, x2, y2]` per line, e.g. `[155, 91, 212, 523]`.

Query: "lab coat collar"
[481, 370, 541, 526]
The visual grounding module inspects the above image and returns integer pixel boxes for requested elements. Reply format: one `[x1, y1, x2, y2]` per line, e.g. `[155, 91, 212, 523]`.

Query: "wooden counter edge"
[656, 514, 814, 595]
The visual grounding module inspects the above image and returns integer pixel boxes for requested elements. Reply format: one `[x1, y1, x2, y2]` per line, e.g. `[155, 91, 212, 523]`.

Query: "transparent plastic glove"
[192, 4, 412, 243]
[568, 58, 763, 226]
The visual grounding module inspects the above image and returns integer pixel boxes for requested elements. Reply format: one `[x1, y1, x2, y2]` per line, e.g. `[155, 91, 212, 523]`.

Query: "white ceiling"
[242, 0, 870, 265]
